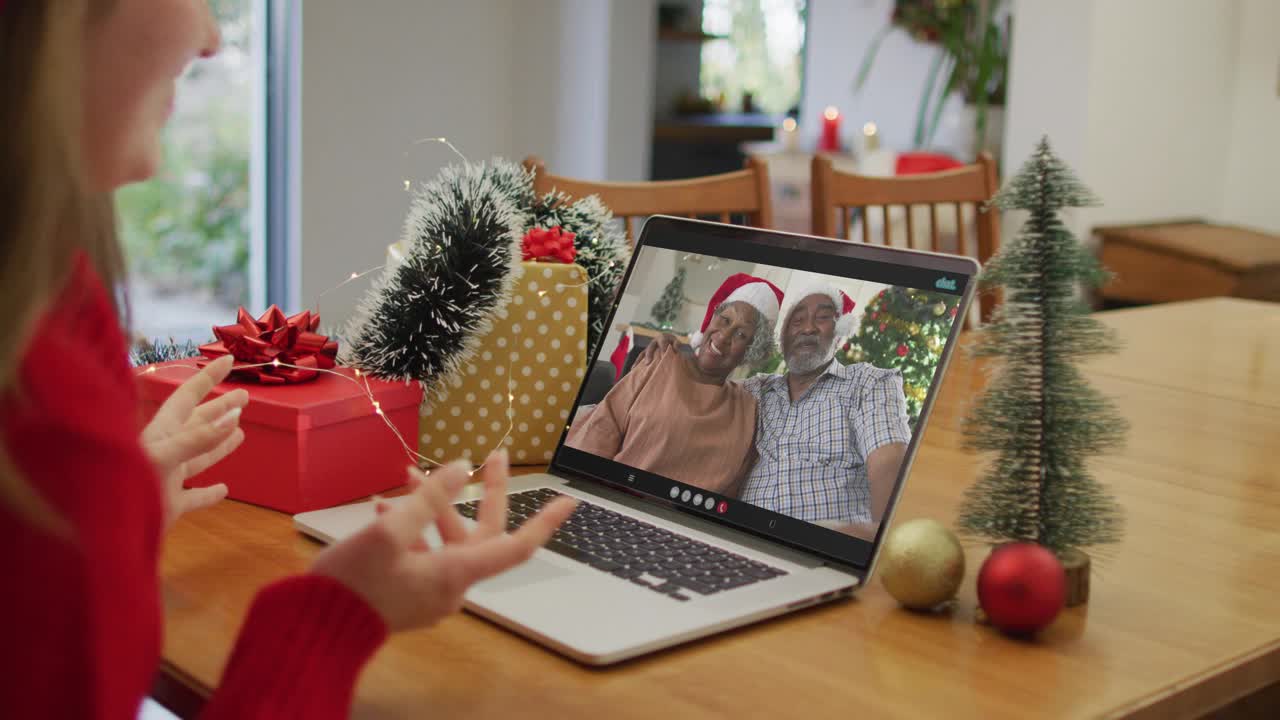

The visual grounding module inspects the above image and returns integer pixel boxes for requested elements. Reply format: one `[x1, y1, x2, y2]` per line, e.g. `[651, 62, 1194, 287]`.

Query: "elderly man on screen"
[644, 281, 911, 537]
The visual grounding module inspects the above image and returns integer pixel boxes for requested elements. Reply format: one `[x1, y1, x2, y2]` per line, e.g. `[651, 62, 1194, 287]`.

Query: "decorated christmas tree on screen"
[649, 266, 688, 331]
[838, 287, 960, 427]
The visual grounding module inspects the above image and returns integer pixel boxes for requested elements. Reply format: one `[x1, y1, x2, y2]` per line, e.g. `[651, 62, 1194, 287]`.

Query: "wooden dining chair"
[522, 156, 773, 246]
[811, 152, 1001, 322]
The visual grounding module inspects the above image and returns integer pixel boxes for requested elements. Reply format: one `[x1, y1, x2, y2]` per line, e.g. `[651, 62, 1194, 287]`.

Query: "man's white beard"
[785, 336, 838, 374]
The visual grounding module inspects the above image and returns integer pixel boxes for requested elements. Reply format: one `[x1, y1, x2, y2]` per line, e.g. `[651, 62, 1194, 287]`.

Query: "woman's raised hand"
[141, 355, 248, 527]
[310, 450, 577, 632]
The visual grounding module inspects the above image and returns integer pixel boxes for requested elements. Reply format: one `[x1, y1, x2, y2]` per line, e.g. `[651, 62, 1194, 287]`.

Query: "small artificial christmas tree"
[649, 266, 688, 330]
[838, 286, 960, 427]
[956, 136, 1127, 554]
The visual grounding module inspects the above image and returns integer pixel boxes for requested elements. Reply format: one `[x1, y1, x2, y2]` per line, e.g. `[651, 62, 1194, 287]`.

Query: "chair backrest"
[522, 156, 774, 246]
[811, 152, 1001, 322]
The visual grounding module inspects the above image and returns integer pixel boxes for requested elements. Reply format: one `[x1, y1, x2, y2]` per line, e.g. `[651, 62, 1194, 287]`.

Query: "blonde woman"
[0, 2, 574, 717]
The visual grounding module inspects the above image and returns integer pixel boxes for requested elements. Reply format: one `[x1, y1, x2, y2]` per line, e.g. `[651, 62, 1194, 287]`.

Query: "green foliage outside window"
[700, 0, 807, 115]
[116, 0, 251, 306]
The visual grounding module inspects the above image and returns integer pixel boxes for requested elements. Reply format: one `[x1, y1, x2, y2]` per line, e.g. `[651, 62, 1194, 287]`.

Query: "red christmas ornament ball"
[896, 343, 909, 357]
[977, 543, 1066, 635]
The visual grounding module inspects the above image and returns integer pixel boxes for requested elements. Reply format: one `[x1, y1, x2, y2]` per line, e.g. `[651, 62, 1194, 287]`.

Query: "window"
[117, 0, 269, 342]
[700, 0, 808, 115]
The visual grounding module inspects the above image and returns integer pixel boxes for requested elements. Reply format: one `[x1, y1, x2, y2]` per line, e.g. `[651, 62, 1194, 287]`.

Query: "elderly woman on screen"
[566, 274, 783, 495]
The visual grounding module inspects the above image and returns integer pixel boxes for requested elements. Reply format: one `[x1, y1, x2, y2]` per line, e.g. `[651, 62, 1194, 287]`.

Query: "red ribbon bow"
[198, 306, 339, 384]
[521, 226, 577, 264]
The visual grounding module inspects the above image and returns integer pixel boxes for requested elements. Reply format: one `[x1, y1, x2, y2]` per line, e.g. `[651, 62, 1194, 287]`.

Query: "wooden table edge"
[1105, 638, 1280, 720]
[153, 659, 212, 718]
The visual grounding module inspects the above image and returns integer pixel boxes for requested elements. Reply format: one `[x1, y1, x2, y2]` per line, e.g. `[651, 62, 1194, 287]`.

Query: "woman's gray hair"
[713, 301, 777, 369]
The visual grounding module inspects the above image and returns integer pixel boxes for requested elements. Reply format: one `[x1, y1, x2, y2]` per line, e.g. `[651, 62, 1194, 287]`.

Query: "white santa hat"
[776, 278, 858, 346]
[689, 273, 785, 349]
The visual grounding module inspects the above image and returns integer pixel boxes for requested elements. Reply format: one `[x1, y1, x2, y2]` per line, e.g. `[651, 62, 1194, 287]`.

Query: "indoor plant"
[855, 0, 1009, 158]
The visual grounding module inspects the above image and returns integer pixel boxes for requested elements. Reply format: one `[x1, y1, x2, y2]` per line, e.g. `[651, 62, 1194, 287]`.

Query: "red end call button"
[716, 501, 729, 514]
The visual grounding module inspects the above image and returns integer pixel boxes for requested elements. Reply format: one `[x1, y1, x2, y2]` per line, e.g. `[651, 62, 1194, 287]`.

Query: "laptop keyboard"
[454, 488, 788, 602]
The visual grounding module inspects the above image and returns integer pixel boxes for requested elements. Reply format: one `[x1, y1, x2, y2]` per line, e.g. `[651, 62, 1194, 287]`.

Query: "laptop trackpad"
[474, 557, 572, 594]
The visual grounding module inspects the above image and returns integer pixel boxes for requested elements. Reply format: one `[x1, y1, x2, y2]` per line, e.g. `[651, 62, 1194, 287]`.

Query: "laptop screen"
[552, 218, 976, 570]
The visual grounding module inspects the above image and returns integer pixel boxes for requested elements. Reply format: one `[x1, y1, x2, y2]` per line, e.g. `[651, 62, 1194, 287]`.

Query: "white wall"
[606, 0, 658, 180]
[1000, 0, 1094, 195]
[510, 0, 656, 181]
[300, 0, 656, 330]
[300, 1, 517, 329]
[1221, 0, 1280, 233]
[1005, 0, 1279, 240]
[1081, 0, 1238, 229]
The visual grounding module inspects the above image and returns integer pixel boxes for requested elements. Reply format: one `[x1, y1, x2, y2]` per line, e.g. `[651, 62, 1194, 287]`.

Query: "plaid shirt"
[737, 361, 912, 523]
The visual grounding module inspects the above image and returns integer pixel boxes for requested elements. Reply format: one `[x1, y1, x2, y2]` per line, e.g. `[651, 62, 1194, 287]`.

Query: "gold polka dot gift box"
[419, 262, 589, 466]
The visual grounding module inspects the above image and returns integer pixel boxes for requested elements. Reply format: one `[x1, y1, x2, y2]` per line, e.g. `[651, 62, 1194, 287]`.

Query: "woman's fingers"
[439, 496, 577, 584]
[180, 427, 245, 479]
[474, 449, 510, 538]
[375, 497, 428, 550]
[376, 484, 438, 550]
[415, 465, 469, 545]
[153, 356, 235, 426]
[172, 483, 229, 520]
[188, 388, 250, 426]
[377, 461, 469, 550]
[147, 416, 240, 473]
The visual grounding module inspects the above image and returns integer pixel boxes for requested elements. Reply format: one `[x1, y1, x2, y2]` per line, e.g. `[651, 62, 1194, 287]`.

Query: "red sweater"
[0, 255, 387, 718]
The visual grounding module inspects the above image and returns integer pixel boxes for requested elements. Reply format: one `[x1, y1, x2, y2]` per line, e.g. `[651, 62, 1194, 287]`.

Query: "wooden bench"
[1095, 220, 1280, 305]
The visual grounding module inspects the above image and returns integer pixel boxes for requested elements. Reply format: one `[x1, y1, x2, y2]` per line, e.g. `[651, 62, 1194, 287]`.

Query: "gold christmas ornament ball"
[878, 518, 966, 610]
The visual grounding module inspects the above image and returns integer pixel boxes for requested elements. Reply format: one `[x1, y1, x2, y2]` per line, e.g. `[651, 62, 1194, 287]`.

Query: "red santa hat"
[689, 273, 785, 350]
[777, 278, 858, 345]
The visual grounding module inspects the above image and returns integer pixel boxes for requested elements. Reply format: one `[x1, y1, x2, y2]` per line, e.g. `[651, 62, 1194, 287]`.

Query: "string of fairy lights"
[136, 136, 619, 475]
[139, 357, 518, 475]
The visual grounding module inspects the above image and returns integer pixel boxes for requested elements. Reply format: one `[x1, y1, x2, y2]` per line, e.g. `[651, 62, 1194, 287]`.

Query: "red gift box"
[138, 361, 423, 513]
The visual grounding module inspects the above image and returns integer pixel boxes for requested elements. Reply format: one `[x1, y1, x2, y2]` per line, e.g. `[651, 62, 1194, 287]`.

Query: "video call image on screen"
[565, 246, 964, 540]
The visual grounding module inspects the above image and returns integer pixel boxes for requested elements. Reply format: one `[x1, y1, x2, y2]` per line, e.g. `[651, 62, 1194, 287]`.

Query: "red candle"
[819, 106, 842, 152]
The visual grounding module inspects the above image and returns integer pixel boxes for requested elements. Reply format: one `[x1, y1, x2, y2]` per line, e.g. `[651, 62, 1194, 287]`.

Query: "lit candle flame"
[823, 106, 840, 121]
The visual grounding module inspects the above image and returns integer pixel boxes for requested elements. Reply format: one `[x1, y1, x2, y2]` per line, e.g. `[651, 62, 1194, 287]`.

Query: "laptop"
[295, 216, 979, 665]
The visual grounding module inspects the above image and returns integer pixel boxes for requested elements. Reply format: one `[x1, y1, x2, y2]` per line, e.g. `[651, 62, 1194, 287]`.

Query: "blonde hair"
[1, 2, 128, 534]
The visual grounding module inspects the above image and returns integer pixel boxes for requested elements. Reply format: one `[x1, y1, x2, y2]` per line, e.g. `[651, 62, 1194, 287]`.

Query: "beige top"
[565, 347, 757, 495]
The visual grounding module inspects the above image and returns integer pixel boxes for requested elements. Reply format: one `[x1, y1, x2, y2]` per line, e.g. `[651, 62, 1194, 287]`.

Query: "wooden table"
[157, 298, 1280, 719]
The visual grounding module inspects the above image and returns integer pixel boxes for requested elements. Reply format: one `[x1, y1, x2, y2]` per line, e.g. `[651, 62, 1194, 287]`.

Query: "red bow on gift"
[198, 306, 339, 384]
[521, 226, 577, 264]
